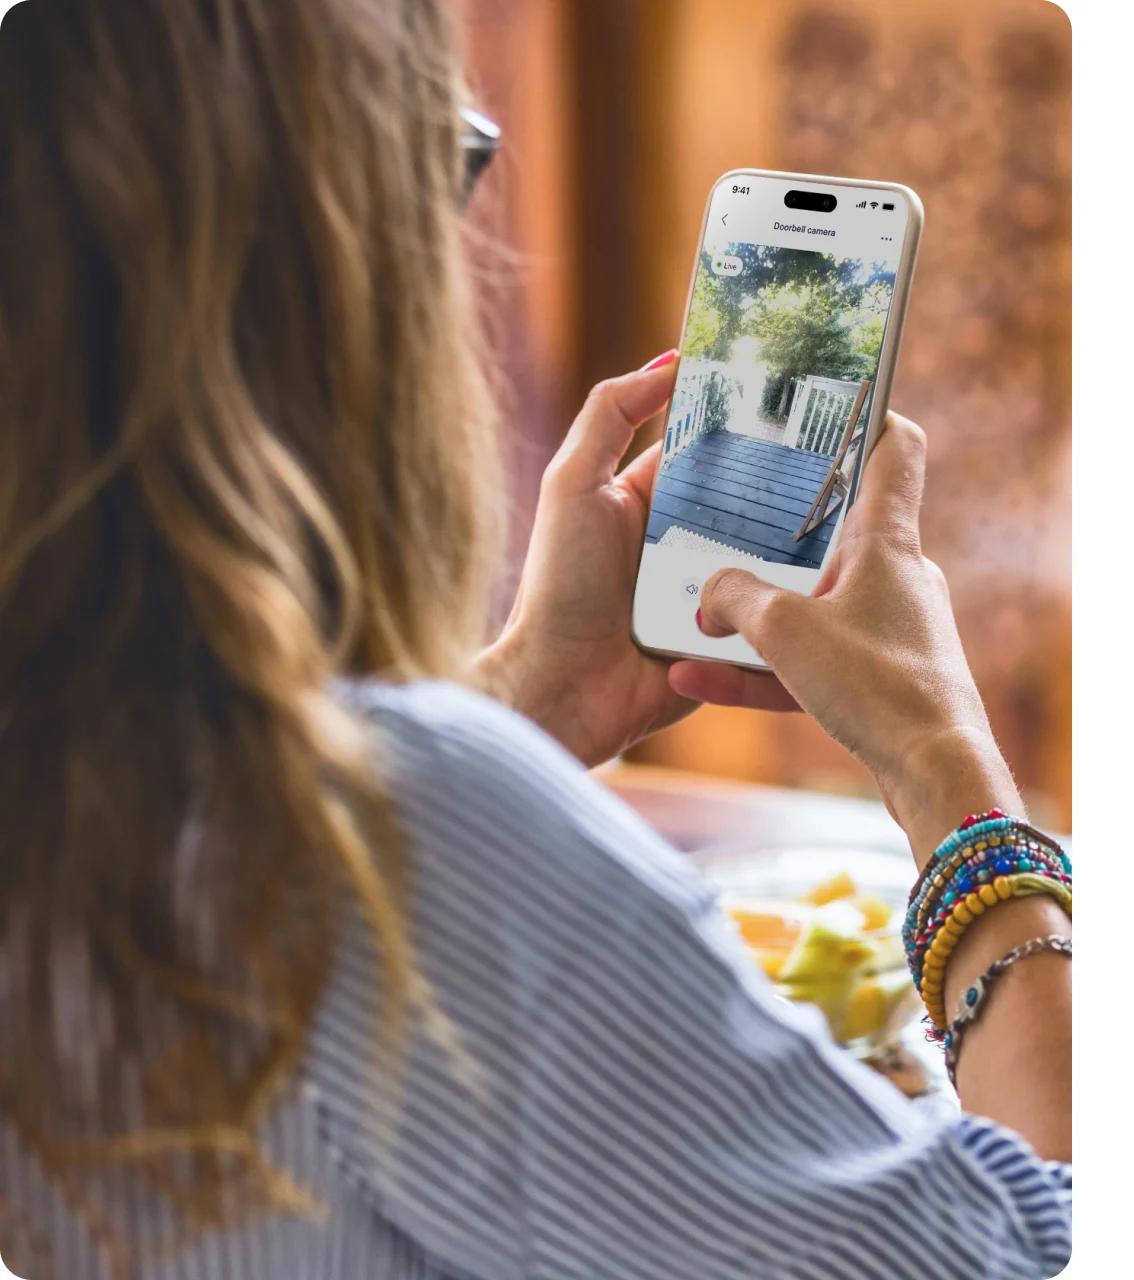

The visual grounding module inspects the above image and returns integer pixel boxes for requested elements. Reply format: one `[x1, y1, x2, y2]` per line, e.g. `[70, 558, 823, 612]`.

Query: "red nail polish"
[642, 348, 679, 372]
[695, 607, 703, 630]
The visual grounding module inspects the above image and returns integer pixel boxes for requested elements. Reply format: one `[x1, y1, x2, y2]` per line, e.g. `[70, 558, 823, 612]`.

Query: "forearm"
[943, 896, 1071, 1161]
[888, 732, 1070, 1160]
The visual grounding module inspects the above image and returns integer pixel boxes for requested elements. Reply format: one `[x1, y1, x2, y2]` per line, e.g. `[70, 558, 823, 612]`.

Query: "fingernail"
[695, 607, 703, 631]
[641, 348, 679, 372]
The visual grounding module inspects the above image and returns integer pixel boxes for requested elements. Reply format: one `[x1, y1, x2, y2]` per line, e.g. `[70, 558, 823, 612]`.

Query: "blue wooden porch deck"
[646, 430, 837, 569]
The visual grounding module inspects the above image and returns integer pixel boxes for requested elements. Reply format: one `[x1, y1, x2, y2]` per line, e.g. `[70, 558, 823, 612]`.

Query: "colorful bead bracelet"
[905, 815, 1070, 933]
[909, 848, 1070, 966]
[904, 812, 1070, 945]
[907, 810, 1071, 910]
[903, 812, 1073, 1034]
[917, 872, 1073, 1031]
[904, 836, 1068, 957]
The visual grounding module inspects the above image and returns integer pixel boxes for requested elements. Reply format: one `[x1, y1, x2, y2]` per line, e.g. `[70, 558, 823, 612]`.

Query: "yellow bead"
[953, 904, 973, 925]
[975, 841, 988, 852]
[979, 884, 999, 907]
[924, 953, 945, 969]
[989, 835, 1001, 847]
[994, 876, 1012, 900]
[962, 846, 974, 859]
[966, 893, 985, 915]
[944, 919, 964, 938]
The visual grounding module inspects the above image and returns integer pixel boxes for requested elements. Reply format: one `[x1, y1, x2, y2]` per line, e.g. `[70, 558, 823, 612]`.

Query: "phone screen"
[632, 174, 916, 667]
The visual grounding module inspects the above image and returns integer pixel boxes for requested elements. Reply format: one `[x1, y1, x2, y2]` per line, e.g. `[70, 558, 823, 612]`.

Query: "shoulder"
[335, 677, 714, 915]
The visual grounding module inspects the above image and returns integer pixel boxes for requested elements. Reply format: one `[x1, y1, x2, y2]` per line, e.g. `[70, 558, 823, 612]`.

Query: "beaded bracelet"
[914, 868, 1073, 983]
[905, 839, 1069, 959]
[942, 935, 1072, 1087]
[919, 877, 1016, 1029]
[903, 814, 1072, 1031]
[904, 813, 1071, 956]
[917, 872, 1073, 1031]
[913, 856, 1071, 967]
[905, 814, 1071, 947]
[906, 810, 1072, 910]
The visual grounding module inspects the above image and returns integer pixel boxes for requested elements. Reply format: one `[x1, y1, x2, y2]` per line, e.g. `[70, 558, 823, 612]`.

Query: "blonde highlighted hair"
[0, 0, 498, 1263]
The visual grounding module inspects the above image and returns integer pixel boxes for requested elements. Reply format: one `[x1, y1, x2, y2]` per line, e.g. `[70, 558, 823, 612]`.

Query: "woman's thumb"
[699, 568, 802, 657]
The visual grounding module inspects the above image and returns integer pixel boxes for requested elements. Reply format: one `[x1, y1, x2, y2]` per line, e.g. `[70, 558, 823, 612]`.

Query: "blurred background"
[455, 0, 1071, 829]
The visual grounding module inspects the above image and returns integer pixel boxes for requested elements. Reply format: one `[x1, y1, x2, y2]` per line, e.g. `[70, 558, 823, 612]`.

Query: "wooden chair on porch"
[793, 379, 872, 543]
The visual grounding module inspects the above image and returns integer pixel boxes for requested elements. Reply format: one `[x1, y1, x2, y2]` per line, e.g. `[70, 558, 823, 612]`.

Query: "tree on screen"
[686, 245, 890, 414]
[686, 244, 848, 364]
[746, 279, 875, 417]
[683, 244, 895, 420]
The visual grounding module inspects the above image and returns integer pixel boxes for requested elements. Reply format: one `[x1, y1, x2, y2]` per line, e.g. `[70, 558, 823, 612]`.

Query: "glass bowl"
[694, 842, 922, 1059]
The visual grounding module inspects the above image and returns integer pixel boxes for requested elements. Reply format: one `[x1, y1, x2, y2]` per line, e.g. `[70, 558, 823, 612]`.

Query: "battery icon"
[882, 202, 895, 210]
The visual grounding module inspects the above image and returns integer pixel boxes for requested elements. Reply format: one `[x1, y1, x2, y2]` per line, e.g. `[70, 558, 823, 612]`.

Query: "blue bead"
[1018, 859, 1033, 872]
[943, 889, 956, 905]
[955, 877, 971, 895]
[944, 1033, 953, 1048]
[994, 857, 1012, 875]
[966, 987, 979, 1006]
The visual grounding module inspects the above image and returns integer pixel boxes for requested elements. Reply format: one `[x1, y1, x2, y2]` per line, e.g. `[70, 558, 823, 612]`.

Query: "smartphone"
[632, 169, 923, 670]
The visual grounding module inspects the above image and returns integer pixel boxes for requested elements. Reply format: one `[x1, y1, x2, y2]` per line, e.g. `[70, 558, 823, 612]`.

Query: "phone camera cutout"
[784, 190, 837, 213]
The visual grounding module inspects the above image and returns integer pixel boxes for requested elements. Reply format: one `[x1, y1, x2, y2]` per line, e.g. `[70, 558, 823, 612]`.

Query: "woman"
[0, 2, 1070, 1278]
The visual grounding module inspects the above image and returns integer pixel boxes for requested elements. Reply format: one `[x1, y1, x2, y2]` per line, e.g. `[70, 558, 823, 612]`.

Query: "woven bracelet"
[942, 934, 1072, 1087]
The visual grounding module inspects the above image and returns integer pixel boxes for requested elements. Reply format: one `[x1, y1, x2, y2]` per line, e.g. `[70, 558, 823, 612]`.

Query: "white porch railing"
[783, 376, 869, 456]
[660, 360, 741, 467]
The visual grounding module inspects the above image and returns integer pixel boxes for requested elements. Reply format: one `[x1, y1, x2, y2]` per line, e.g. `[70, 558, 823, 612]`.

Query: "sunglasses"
[459, 106, 501, 207]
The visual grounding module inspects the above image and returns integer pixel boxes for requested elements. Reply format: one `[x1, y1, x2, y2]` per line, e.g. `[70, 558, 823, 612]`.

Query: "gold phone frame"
[631, 168, 924, 672]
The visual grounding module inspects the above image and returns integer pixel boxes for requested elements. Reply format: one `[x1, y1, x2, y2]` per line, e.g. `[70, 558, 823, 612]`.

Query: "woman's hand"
[669, 413, 1023, 866]
[476, 355, 698, 766]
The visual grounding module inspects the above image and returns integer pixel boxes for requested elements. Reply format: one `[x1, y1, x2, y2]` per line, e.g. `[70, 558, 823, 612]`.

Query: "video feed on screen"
[647, 242, 898, 571]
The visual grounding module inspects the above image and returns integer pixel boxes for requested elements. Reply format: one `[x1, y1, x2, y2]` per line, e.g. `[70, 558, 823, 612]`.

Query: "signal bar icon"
[856, 200, 867, 208]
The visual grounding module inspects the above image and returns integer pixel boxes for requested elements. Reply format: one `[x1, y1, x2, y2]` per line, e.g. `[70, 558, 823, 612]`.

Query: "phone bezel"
[631, 168, 924, 673]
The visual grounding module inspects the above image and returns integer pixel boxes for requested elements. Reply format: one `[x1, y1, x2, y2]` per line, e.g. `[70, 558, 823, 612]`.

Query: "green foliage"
[762, 370, 788, 417]
[702, 376, 731, 434]
[851, 313, 886, 368]
[685, 245, 852, 363]
[746, 279, 873, 397]
[681, 245, 896, 418]
[685, 267, 723, 360]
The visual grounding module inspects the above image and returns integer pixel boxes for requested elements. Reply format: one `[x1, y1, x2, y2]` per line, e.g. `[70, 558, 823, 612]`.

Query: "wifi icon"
[870, 201, 879, 209]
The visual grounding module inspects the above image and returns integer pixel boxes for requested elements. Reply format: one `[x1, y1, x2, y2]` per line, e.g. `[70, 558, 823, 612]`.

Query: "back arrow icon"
[722, 214, 729, 225]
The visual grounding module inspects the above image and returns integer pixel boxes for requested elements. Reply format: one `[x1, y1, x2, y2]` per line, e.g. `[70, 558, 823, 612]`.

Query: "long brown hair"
[0, 0, 498, 1263]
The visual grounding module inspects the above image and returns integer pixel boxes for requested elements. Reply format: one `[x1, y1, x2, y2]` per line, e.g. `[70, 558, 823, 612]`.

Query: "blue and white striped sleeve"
[337, 681, 1072, 1280]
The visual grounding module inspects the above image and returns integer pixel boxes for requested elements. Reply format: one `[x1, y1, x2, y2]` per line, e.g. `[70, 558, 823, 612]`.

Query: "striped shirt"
[0, 679, 1071, 1279]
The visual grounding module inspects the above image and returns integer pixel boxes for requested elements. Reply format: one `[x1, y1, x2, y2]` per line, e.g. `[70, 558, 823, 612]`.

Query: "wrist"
[474, 625, 583, 757]
[884, 725, 1024, 870]
[473, 627, 530, 717]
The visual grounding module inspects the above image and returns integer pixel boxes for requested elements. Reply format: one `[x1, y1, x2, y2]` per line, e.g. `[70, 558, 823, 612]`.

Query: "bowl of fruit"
[696, 843, 922, 1059]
